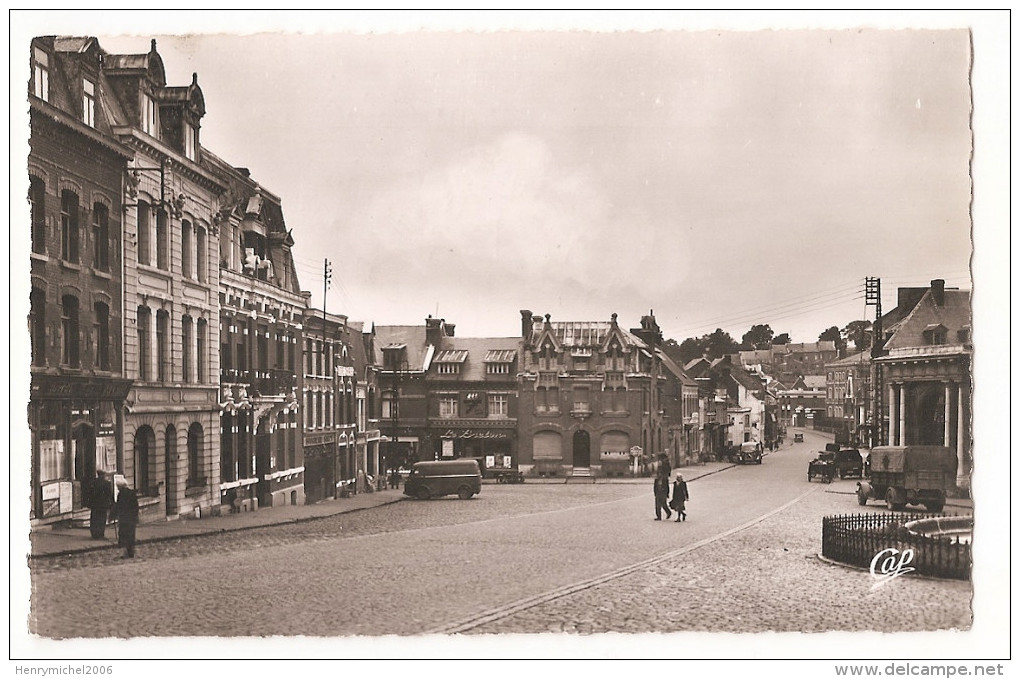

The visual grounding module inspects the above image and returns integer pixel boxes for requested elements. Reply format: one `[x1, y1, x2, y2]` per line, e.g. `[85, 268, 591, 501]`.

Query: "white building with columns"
[874, 279, 972, 491]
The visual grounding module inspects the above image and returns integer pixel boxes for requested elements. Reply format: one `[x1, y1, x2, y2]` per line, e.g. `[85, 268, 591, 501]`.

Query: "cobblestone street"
[28, 445, 975, 645]
[464, 485, 972, 635]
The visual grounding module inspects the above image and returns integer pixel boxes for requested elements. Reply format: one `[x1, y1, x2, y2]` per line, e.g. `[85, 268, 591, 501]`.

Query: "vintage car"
[793, 433, 805, 443]
[807, 451, 836, 483]
[732, 441, 763, 465]
[833, 448, 864, 479]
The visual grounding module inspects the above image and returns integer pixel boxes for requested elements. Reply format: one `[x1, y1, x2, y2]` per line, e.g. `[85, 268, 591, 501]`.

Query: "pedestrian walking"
[89, 470, 114, 539]
[110, 478, 139, 558]
[670, 474, 690, 522]
[653, 472, 672, 521]
[657, 453, 672, 481]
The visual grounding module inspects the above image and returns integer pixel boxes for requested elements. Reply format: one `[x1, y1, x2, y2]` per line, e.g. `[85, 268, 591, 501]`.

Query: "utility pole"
[865, 277, 883, 448]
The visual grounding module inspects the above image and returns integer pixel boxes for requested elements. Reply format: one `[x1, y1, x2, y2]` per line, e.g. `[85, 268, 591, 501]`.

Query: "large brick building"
[516, 311, 669, 477]
[28, 37, 134, 524]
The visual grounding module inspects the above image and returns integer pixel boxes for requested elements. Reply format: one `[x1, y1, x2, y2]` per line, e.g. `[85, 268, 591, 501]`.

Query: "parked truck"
[856, 445, 957, 512]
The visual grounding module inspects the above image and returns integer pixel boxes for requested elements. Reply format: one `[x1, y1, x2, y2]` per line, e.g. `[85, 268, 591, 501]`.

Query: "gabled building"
[873, 279, 971, 490]
[517, 311, 667, 477]
[28, 36, 134, 524]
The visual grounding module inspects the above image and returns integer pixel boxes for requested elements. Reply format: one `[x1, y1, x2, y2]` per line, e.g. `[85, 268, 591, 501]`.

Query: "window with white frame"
[439, 395, 458, 419]
[438, 363, 460, 375]
[184, 123, 197, 160]
[142, 93, 158, 138]
[33, 47, 49, 101]
[486, 362, 510, 375]
[488, 393, 508, 417]
[82, 78, 96, 127]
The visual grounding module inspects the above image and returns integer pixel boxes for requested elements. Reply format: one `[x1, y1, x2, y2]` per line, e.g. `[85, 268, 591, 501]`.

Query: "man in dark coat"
[653, 472, 672, 521]
[89, 470, 114, 539]
[110, 478, 140, 558]
[671, 474, 690, 522]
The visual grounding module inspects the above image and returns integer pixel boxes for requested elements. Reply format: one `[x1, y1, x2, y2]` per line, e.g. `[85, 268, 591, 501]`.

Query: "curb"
[29, 496, 407, 560]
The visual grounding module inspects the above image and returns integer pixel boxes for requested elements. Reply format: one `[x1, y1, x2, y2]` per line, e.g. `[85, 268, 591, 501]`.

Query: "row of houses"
[27, 36, 780, 528]
[27, 36, 387, 526]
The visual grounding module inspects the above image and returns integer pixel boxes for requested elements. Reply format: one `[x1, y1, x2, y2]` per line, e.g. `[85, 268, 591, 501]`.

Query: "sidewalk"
[29, 487, 407, 558]
[30, 461, 734, 559]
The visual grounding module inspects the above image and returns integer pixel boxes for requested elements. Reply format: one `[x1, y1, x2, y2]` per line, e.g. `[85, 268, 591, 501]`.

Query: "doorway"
[572, 429, 591, 468]
[72, 421, 95, 509]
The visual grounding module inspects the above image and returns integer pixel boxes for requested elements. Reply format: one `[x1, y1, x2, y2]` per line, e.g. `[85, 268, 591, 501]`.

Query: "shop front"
[433, 425, 517, 474]
[30, 375, 132, 524]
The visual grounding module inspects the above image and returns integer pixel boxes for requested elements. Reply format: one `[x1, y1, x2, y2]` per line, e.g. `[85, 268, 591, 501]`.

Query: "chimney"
[931, 279, 945, 306]
[445, 323, 455, 337]
[521, 310, 533, 339]
[425, 315, 443, 346]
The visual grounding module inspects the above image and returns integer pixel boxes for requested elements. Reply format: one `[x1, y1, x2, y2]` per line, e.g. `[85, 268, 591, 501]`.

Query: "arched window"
[137, 201, 151, 266]
[187, 422, 204, 487]
[30, 287, 46, 367]
[60, 294, 80, 368]
[137, 306, 151, 381]
[155, 209, 168, 270]
[181, 220, 192, 279]
[92, 202, 109, 271]
[195, 225, 207, 282]
[60, 190, 79, 263]
[196, 318, 207, 383]
[164, 423, 177, 496]
[30, 176, 46, 255]
[156, 310, 169, 382]
[93, 301, 110, 371]
[181, 316, 193, 383]
[134, 426, 155, 494]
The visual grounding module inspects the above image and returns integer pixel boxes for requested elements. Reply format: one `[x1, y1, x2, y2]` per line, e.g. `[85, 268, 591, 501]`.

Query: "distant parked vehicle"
[793, 433, 804, 443]
[731, 441, 763, 465]
[808, 451, 836, 483]
[403, 459, 482, 500]
[833, 448, 864, 479]
[856, 445, 957, 512]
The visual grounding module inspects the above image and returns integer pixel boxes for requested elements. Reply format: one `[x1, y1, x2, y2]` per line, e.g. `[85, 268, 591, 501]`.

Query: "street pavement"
[27, 461, 734, 559]
[25, 431, 977, 644]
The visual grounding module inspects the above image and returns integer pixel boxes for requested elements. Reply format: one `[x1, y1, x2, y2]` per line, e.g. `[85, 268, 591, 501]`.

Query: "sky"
[14, 11, 984, 345]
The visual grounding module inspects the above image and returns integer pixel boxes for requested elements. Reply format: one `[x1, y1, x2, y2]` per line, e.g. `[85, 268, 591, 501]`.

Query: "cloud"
[338, 132, 694, 302]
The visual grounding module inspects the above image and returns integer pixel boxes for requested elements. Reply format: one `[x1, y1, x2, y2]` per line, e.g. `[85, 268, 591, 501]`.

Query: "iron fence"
[821, 512, 971, 580]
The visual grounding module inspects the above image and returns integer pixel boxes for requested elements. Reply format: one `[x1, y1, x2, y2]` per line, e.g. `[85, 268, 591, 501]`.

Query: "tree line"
[664, 320, 873, 365]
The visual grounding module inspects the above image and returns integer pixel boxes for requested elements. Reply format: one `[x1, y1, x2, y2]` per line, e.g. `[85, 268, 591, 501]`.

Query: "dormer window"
[142, 93, 158, 138]
[184, 123, 197, 160]
[923, 324, 948, 346]
[82, 78, 96, 127]
[438, 363, 460, 375]
[32, 47, 49, 101]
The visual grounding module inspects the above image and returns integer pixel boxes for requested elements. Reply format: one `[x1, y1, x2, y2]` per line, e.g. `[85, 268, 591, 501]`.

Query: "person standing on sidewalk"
[110, 478, 139, 558]
[671, 474, 689, 522]
[89, 470, 114, 540]
[653, 471, 672, 521]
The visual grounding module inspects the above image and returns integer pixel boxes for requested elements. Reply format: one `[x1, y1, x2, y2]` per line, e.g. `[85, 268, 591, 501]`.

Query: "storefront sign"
[440, 429, 508, 440]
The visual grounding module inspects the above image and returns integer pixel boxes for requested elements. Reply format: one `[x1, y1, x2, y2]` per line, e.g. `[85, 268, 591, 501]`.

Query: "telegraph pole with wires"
[865, 276, 883, 448]
[323, 258, 332, 325]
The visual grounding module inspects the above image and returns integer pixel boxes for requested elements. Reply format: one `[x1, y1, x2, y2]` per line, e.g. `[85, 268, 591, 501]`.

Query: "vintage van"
[403, 459, 482, 500]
